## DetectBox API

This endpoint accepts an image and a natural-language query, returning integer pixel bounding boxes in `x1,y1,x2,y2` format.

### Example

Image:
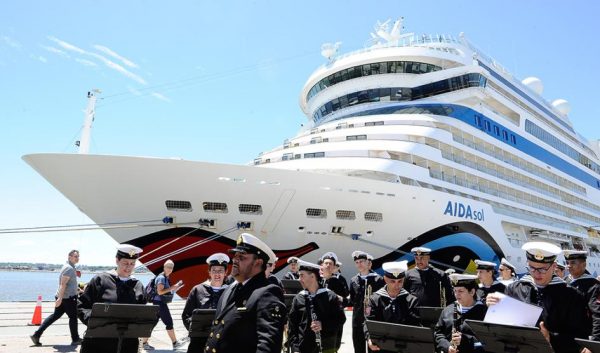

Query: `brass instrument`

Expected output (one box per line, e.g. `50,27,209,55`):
440,282,447,308
450,301,460,351
363,280,372,317
306,294,322,353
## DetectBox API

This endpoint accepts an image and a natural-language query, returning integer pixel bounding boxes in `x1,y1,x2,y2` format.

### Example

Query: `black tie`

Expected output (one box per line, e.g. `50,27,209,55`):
229,283,243,305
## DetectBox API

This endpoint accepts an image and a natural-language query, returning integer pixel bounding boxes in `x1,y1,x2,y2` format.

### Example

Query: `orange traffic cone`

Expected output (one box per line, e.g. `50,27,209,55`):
29,295,43,326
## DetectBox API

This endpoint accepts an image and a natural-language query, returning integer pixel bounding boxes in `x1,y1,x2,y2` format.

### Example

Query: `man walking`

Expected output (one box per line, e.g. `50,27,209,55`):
31,249,82,346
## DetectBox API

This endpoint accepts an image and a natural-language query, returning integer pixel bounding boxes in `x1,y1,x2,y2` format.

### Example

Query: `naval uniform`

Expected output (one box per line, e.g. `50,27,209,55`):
587,283,600,341
268,274,284,289
403,265,455,307
505,275,588,353
284,272,300,280
567,274,598,337
287,288,346,353
348,272,384,353
182,282,228,352
321,275,349,351
204,273,287,353
364,286,421,352
77,270,146,353
475,281,506,302
434,301,487,353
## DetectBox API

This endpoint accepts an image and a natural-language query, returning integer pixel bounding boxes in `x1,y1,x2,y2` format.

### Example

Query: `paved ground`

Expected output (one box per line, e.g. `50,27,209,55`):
0,301,355,353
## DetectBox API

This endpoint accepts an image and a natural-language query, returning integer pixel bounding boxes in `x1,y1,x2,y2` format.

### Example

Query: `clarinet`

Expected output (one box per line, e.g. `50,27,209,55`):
306,295,323,353
450,301,460,351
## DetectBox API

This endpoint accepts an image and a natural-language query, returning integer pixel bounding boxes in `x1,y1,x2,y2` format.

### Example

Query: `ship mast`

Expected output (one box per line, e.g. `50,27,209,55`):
77,89,100,154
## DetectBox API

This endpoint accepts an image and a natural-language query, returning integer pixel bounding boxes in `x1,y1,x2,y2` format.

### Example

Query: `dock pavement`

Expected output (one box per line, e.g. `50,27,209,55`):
0,301,355,352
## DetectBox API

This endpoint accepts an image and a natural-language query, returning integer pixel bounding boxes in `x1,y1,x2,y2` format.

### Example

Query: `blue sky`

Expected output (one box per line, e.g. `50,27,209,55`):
1,1,599,265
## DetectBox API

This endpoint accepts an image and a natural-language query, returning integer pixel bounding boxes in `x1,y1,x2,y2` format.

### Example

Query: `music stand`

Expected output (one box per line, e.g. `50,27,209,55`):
365,320,434,353
576,338,600,353
86,303,159,353
465,319,553,353
417,306,443,328
282,279,303,294
189,309,217,338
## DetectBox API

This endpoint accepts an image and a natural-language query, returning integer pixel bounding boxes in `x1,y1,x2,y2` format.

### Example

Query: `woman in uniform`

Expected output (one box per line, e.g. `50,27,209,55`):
182,252,230,352
77,244,146,353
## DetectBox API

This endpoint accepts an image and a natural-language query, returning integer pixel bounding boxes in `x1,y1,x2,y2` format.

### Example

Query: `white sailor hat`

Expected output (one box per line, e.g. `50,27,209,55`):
411,247,431,256
555,261,566,270
445,268,456,275
336,261,343,268
475,259,497,271
287,256,299,264
229,232,273,262
268,255,278,265
352,250,370,261
522,241,561,264
449,273,478,287
297,259,321,275
206,253,230,267
563,250,588,261
382,261,408,279
116,244,142,259
320,252,338,264
500,258,516,271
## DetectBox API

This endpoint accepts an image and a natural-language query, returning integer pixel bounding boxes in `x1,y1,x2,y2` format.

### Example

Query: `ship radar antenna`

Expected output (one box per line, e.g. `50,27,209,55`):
77,89,101,154
367,17,412,47
321,42,342,61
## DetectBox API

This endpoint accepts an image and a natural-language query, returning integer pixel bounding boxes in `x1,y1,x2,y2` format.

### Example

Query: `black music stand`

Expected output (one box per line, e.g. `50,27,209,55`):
284,294,296,309
465,319,553,353
86,303,159,353
576,338,600,353
417,306,443,328
282,279,303,294
366,320,434,353
189,309,217,338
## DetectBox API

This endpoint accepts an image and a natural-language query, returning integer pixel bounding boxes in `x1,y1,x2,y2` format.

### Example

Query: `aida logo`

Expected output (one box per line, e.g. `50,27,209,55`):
443,201,485,221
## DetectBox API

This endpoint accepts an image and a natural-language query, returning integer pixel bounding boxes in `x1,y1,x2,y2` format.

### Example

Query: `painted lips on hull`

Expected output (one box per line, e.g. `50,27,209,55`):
128,227,319,297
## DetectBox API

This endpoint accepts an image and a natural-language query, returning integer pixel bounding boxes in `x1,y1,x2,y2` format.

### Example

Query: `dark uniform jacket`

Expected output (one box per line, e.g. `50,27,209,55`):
288,288,346,353
204,273,287,353
588,283,600,341
567,274,598,337
77,270,146,353
434,301,487,353
268,274,284,289
403,266,455,307
349,272,385,327
284,271,299,280
506,275,588,353
364,287,421,345
321,275,349,307
475,281,506,302
182,282,227,353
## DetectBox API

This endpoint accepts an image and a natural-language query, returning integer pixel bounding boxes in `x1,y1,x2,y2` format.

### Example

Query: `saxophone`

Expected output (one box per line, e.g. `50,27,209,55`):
306,295,323,353
450,301,460,351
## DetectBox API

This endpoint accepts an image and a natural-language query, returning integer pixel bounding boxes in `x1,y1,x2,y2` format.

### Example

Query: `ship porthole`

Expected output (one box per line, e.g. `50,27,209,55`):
453,255,460,263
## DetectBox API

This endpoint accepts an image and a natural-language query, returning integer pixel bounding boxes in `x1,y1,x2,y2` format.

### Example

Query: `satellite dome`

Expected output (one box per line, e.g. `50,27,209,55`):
552,99,571,116
522,77,544,95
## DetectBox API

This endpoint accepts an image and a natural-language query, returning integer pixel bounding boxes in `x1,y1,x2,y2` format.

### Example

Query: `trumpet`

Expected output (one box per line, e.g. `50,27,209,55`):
306,295,322,353
451,301,460,351
363,281,372,317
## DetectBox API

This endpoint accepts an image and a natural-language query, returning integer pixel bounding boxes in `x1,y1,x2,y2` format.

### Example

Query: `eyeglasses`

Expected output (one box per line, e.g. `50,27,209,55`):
526,265,552,274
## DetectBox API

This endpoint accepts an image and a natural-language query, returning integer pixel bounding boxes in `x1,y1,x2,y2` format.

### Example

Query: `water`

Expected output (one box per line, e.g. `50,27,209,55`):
0,270,154,301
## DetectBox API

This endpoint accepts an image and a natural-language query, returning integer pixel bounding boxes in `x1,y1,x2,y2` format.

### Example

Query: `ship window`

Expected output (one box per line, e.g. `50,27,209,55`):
493,126,500,136
203,202,228,213
304,152,325,158
165,200,192,211
347,135,367,141
502,130,508,140
484,120,491,131
510,134,516,144
336,210,356,220
306,208,327,218
365,121,384,126
239,204,263,215
364,212,383,222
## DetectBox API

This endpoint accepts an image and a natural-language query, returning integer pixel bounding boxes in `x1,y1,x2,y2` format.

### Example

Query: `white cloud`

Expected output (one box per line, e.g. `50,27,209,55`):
41,45,70,58
45,36,147,85
1,35,21,48
75,58,97,67
38,56,47,63
151,92,171,102
93,44,138,68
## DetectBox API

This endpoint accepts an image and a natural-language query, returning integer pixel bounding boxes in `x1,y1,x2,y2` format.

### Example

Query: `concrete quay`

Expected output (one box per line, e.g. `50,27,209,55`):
0,301,355,353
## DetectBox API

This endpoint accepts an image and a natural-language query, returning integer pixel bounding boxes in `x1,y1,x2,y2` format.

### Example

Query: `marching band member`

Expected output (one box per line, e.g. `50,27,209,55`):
474,259,505,301
554,261,566,280
403,247,454,307
365,261,420,352
266,255,284,289
284,257,300,280
287,260,346,353
319,252,348,352
497,258,517,285
564,250,598,296
434,274,486,353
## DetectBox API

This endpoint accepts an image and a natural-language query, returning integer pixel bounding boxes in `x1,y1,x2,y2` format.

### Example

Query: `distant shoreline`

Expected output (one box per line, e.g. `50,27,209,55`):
0,269,151,275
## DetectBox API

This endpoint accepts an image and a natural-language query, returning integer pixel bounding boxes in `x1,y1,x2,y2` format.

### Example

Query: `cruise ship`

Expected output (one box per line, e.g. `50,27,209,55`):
23,19,600,296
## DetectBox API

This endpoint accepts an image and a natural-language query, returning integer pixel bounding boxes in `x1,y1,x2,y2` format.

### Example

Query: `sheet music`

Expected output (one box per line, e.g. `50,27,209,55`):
483,292,543,327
